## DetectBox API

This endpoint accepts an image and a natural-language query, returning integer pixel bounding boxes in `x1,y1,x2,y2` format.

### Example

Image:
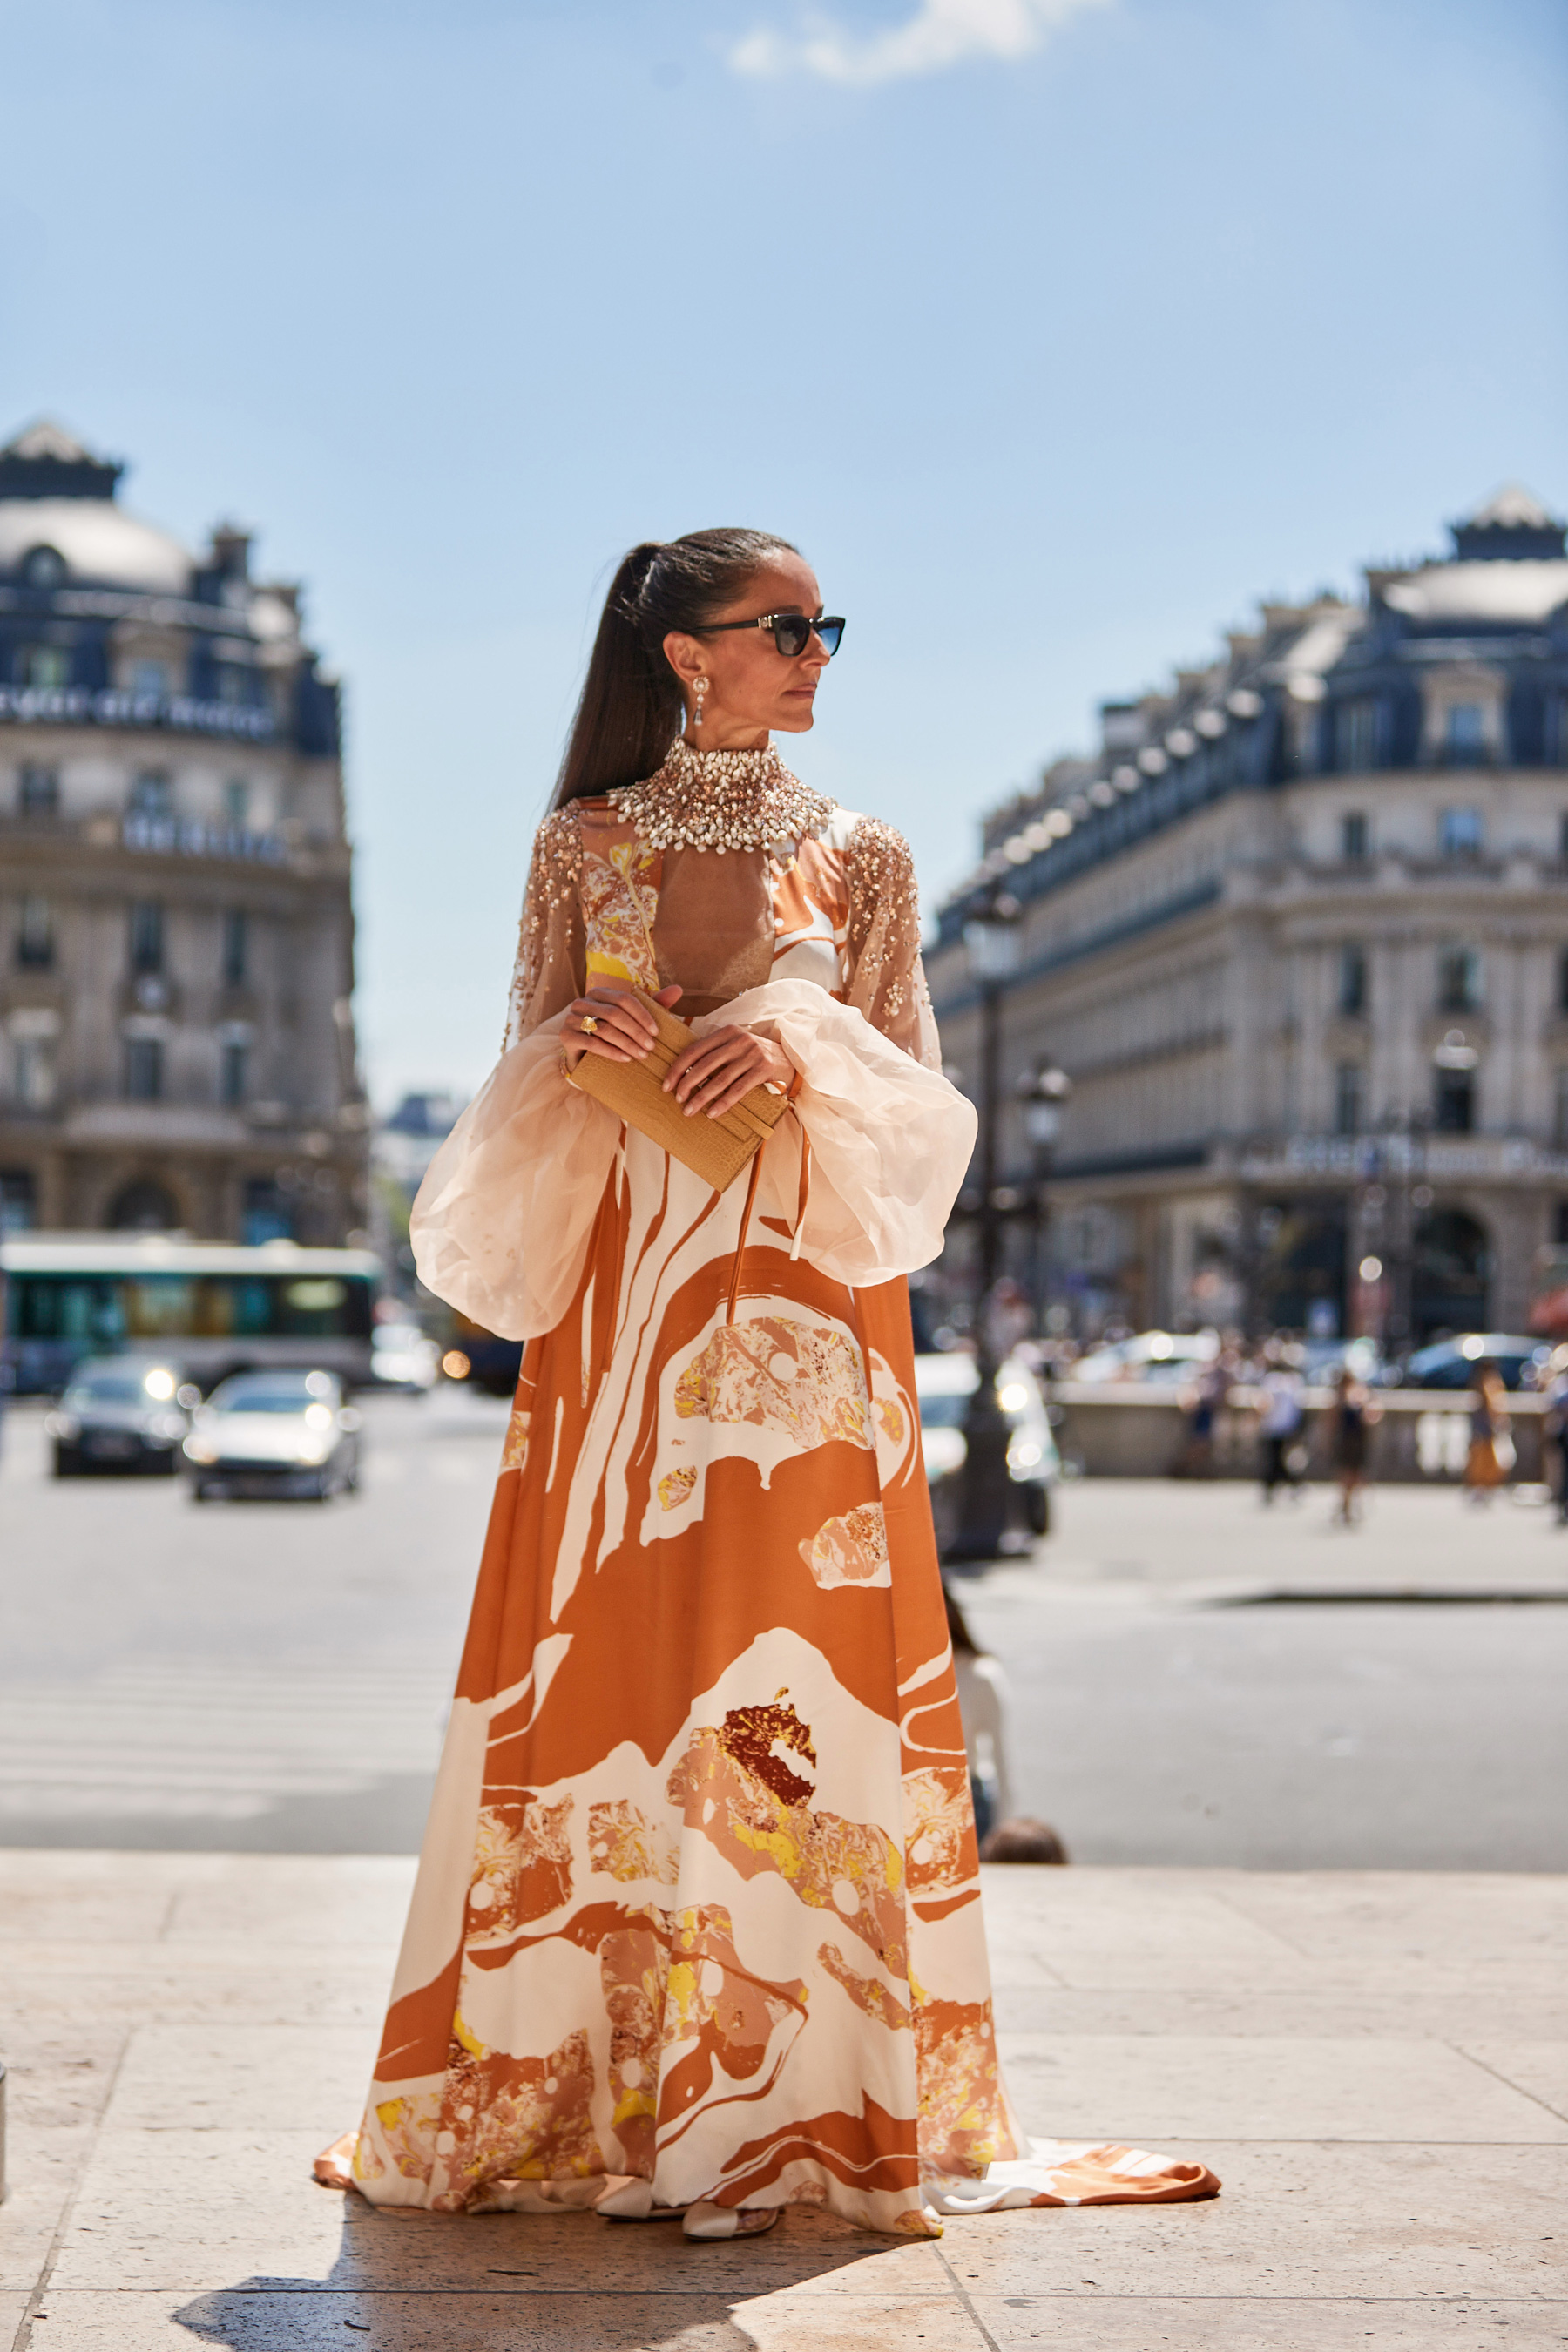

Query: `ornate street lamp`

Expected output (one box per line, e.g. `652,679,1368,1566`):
1017,1061,1071,1328
947,887,1022,1564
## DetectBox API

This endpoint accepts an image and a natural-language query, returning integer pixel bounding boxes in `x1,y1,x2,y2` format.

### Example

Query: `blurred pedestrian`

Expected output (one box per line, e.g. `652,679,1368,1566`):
1329,1365,1380,1524
944,1587,1014,1846
1180,1350,1232,1477
1258,1342,1306,1504
1463,1360,1513,1504
1543,1346,1568,1524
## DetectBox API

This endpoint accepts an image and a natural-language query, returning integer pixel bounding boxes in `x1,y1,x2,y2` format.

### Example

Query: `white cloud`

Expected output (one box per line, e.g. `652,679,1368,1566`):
730,0,1110,84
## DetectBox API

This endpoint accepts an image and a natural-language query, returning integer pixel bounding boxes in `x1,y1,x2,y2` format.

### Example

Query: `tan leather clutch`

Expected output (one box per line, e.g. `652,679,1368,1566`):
566,992,790,1193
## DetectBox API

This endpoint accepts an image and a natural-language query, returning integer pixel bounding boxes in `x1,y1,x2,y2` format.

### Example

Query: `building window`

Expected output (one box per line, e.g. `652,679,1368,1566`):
1335,1063,1364,1135
1436,946,1480,1014
1434,1067,1475,1133
1338,944,1368,1016
225,778,251,826
123,1037,163,1102
21,545,65,589
242,1177,294,1246
1338,700,1378,772
129,770,173,820
1341,811,1369,862
1440,807,1484,858
13,1033,56,1111
1446,703,1486,766
0,1168,37,1232
215,662,253,707
221,909,247,986
130,659,169,699
220,1041,247,1106
129,902,165,975
17,897,53,970
19,646,71,690
19,764,58,814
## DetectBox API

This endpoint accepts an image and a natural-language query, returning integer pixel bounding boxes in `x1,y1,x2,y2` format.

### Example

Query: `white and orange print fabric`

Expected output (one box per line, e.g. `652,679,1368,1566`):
331,778,1219,2234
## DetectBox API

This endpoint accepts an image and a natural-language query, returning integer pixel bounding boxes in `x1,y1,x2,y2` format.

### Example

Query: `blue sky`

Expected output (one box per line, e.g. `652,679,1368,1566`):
3,0,1564,1099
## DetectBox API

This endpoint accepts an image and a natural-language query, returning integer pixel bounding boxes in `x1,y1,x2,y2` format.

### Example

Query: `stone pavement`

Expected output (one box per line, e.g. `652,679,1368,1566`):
2,1853,1565,2349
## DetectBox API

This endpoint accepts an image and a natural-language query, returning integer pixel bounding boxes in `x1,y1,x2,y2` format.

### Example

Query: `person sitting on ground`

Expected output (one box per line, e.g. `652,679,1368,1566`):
944,1585,1015,1848
982,1816,1071,1864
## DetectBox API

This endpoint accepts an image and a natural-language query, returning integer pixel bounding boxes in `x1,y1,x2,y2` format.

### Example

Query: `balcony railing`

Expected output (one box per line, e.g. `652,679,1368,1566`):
121,814,288,863
0,683,275,741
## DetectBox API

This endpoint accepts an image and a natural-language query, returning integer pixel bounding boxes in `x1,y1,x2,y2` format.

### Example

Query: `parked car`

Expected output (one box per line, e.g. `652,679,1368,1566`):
1400,1334,1549,1392
1300,1335,1392,1388
183,1368,362,1501
1071,1328,1220,1385
368,1321,440,1392
45,1355,189,1477
914,1352,1060,1540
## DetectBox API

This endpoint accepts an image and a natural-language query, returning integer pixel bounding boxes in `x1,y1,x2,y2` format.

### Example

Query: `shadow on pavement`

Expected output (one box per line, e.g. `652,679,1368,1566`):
174,2195,896,2349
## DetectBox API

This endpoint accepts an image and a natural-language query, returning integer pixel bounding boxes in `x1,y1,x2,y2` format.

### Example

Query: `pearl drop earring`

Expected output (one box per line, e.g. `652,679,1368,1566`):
692,677,708,730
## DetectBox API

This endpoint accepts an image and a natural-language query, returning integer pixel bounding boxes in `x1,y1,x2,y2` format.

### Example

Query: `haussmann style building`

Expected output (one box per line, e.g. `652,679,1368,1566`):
0,419,368,1244
925,490,1568,1346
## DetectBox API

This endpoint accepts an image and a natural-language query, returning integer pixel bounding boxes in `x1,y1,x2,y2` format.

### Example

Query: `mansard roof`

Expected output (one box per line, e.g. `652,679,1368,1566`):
937,492,1568,942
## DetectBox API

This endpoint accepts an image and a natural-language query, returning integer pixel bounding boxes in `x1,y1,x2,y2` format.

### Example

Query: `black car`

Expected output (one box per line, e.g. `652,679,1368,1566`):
46,1355,190,1476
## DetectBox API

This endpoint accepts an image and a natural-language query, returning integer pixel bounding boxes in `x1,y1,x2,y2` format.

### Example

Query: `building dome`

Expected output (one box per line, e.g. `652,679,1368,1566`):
0,419,193,593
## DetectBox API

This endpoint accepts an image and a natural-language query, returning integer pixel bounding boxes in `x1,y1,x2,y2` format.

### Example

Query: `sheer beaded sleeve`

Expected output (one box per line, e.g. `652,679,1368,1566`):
503,806,586,1050
842,815,943,1071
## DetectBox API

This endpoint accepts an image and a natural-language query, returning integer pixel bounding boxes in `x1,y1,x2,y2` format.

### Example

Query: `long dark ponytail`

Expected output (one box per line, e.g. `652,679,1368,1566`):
551,527,798,808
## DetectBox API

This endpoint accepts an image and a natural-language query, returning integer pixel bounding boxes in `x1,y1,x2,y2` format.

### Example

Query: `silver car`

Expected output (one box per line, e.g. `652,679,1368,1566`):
915,1352,1061,1542
184,1369,362,1503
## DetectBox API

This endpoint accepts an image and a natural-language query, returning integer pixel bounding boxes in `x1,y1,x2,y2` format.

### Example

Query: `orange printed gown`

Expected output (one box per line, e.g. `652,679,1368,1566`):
343,790,1218,2234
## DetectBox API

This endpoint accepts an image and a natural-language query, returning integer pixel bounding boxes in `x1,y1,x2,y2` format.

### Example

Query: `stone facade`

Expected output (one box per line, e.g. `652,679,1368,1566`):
926,490,1568,1344
0,420,368,1241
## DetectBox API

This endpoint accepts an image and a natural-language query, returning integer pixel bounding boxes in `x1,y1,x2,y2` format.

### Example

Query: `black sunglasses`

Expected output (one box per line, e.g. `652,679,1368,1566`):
699,612,846,659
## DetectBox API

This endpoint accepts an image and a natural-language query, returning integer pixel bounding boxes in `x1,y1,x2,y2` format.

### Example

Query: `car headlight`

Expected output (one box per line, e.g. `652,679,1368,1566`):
294,1436,332,1464
185,1436,218,1464
1009,1441,1044,1470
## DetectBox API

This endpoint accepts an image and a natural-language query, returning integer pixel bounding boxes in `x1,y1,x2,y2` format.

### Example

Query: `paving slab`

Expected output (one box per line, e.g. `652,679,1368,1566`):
968,2299,1568,2347
2,1855,1565,2352
997,2031,1568,2143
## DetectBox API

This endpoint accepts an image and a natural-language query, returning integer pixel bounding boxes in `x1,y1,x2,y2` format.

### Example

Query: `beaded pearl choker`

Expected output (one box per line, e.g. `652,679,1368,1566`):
609,739,835,855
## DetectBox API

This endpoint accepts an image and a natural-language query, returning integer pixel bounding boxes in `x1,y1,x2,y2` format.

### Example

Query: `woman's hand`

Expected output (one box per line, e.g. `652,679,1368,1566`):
664,1026,795,1119
562,982,683,1069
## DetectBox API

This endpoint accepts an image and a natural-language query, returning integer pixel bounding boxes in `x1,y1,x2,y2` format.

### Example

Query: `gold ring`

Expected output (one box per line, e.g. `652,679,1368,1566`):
580,1015,598,1035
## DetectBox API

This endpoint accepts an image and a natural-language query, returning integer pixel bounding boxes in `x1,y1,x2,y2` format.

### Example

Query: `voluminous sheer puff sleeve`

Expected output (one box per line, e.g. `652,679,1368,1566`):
713,979,977,1288
409,1010,618,1339
411,810,610,1340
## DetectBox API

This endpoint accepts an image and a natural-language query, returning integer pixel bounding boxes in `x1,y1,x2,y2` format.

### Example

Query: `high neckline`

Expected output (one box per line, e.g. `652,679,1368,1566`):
608,737,836,854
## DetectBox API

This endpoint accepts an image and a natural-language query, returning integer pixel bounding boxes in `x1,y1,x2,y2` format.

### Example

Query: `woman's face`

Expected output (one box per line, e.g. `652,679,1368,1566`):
664,551,834,747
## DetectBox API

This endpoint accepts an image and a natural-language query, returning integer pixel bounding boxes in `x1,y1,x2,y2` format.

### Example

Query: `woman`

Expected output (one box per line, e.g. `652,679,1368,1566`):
1463,1361,1513,1503
317,529,1217,2236
1329,1365,1380,1525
